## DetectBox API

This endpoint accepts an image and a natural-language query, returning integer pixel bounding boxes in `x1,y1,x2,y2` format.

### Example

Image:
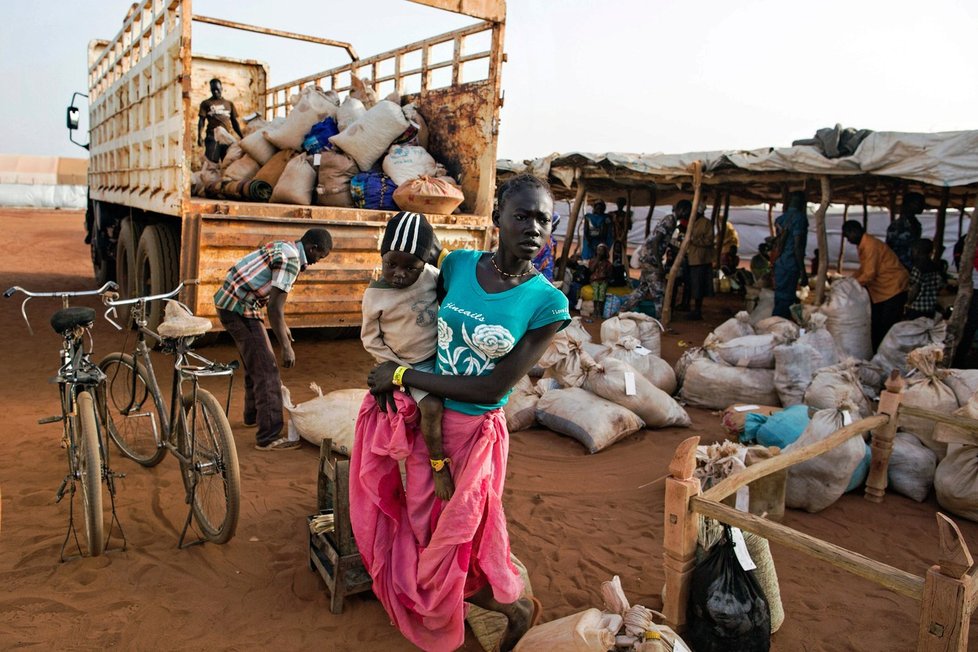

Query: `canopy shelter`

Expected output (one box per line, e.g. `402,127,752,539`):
498,130,978,359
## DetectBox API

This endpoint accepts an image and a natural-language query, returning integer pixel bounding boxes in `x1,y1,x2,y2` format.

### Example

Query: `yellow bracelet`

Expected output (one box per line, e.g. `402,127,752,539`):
392,365,409,387
430,457,451,472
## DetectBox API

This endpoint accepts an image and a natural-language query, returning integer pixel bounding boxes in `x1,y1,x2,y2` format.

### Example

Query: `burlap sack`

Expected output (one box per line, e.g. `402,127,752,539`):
282,385,367,454
502,376,540,432
680,357,779,411
597,336,677,395
820,277,872,361
382,144,440,186
888,432,938,502
871,317,947,379
583,357,690,428
314,150,359,208
901,346,958,459
601,312,662,357
265,87,336,150
269,155,315,205
253,148,296,186
754,316,800,342
786,404,866,512
392,176,465,215
536,328,594,388
710,311,755,344
935,442,978,522
330,100,410,171
804,361,873,418
535,387,644,453
223,154,260,182
706,333,781,369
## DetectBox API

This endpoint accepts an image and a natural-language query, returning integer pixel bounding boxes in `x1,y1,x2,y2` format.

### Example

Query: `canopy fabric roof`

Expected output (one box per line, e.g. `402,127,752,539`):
498,131,978,208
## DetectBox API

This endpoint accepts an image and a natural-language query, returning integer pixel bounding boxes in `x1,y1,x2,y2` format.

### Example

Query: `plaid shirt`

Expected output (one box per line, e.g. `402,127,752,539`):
908,266,941,312
213,241,307,319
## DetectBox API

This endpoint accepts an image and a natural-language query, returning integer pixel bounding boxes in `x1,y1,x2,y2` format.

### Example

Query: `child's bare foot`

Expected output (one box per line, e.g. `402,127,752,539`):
498,597,534,651
433,470,455,500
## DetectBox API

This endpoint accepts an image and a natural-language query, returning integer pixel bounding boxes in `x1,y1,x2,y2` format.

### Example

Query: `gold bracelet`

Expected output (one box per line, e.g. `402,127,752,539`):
392,365,409,387
430,457,451,472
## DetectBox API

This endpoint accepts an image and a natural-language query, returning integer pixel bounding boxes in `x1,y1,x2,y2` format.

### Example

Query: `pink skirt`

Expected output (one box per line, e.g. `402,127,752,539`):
349,392,523,652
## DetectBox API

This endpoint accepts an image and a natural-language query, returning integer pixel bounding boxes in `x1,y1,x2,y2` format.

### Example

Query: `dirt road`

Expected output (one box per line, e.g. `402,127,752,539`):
1,209,976,650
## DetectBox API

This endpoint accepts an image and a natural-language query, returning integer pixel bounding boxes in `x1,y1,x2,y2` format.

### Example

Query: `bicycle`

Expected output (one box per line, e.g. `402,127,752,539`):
4,281,126,560
100,281,241,547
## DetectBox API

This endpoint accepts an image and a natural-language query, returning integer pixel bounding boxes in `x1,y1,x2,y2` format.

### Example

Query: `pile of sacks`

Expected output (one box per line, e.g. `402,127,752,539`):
515,575,690,651
505,314,689,454
192,81,465,215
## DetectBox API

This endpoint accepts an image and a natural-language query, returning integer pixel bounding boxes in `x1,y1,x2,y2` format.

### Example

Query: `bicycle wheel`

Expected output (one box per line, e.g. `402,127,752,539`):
100,352,167,467
74,390,105,557
178,389,240,543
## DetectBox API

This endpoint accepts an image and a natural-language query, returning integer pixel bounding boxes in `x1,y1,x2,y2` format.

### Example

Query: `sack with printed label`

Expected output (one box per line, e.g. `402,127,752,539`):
382,144,441,186
597,336,676,395
535,387,644,453
583,357,689,428
785,403,867,512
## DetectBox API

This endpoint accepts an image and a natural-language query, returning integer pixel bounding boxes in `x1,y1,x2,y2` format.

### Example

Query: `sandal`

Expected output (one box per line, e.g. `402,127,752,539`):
255,437,300,451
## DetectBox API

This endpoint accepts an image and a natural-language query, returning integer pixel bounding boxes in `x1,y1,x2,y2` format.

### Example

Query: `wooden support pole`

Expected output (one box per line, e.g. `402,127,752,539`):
889,186,899,223
715,191,731,272
661,162,703,328
555,177,586,288
645,186,658,239
935,187,951,261
863,186,870,230
692,497,925,600
944,196,978,365
917,514,976,651
837,204,850,273
767,203,775,237
661,436,700,631
814,176,832,305
866,371,906,503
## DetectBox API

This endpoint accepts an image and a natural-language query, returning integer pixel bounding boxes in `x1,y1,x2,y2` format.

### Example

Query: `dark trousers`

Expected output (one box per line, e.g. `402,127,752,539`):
218,309,283,445
204,138,229,163
688,264,712,314
871,291,908,352
954,294,978,368
773,263,800,319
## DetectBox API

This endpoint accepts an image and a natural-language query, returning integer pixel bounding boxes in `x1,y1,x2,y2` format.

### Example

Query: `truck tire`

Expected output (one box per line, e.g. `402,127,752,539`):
135,223,180,329
116,218,137,302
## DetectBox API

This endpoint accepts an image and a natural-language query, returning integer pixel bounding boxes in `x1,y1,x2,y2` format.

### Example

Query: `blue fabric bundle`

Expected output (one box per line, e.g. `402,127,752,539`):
755,405,810,449
351,171,398,210
302,117,339,154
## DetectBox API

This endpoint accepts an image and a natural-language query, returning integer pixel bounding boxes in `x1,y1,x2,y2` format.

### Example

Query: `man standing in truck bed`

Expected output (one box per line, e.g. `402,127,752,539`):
214,228,332,451
198,78,243,163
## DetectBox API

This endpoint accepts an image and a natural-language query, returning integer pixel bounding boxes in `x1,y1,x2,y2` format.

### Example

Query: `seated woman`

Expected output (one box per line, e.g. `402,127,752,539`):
350,174,571,652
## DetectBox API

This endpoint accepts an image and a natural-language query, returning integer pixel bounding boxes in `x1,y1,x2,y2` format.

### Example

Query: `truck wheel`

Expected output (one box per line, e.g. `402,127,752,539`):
116,218,137,300
135,223,180,329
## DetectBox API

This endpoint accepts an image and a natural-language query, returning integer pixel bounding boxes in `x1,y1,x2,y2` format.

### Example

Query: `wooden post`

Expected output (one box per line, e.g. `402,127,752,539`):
555,176,586,287
814,176,832,305
767,203,775,237
661,162,703,328
889,186,899,223
863,186,870,230
626,189,633,259
661,436,700,630
917,514,976,651
944,196,978,365
645,186,658,239
865,371,905,503
934,187,950,261
715,191,731,272
837,204,850,273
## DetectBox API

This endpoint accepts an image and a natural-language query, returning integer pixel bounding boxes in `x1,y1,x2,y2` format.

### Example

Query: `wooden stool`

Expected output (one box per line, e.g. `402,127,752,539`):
309,439,372,614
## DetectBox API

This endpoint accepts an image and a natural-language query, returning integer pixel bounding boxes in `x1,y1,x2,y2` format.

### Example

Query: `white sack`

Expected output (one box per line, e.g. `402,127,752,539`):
330,100,410,171
710,311,755,343
680,357,779,410
564,316,592,344
535,328,594,388
888,432,938,502
803,361,873,418
266,87,337,150
945,369,978,407
674,346,707,388
597,336,676,395
535,387,644,453
796,312,842,367
901,346,957,459
601,312,662,357
239,117,285,165
871,317,947,379
773,342,820,407
223,154,260,182
282,384,367,454
336,95,367,131
754,316,800,342
583,358,690,428
706,333,780,369
935,443,978,522
221,142,245,169
748,288,774,324
269,155,316,205
786,405,867,513
820,277,872,360
382,144,439,186
503,376,540,432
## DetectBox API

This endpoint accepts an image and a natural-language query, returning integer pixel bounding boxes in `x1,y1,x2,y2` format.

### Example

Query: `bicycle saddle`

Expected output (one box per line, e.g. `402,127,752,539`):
157,301,213,339
50,307,96,334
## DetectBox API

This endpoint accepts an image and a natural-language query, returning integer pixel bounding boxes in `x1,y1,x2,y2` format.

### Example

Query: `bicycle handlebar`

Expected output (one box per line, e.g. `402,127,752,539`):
4,281,118,300
102,279,199,308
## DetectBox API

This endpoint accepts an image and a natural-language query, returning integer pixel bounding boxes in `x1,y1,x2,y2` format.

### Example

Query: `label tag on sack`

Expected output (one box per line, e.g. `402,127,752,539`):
730,527,757,571
734,404,760,412
735,486,750,513
843,410,853,426
624,371,637,396
313,153,322,167
633,345,652,356
799,328,807,336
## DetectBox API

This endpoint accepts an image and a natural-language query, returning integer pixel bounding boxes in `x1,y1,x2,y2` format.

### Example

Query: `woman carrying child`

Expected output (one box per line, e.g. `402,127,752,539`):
350,175,570,652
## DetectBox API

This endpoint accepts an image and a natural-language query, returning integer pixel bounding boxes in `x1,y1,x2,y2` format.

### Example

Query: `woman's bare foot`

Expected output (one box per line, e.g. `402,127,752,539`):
432,469,455,500
498,597,533,652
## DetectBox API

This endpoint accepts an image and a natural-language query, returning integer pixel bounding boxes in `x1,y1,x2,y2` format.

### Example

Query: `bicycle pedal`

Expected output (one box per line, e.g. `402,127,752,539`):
55,478,68,503
37,415,61,425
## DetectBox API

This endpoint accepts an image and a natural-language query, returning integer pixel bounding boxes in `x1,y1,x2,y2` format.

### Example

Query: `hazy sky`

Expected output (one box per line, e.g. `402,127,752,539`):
3,0,977,162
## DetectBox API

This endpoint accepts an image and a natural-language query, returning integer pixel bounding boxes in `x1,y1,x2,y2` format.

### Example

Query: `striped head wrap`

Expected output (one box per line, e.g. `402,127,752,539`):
380,211,434,260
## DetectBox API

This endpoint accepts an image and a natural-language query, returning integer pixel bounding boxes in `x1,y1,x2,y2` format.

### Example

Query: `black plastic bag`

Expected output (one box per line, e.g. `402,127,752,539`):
687,526,771,652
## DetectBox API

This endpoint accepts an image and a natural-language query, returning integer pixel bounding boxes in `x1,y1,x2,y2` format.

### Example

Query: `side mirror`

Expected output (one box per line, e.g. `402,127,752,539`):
66,105,80,130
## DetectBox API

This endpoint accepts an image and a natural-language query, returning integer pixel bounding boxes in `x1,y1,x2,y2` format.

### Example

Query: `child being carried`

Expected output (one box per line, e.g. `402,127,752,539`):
360,212,452,499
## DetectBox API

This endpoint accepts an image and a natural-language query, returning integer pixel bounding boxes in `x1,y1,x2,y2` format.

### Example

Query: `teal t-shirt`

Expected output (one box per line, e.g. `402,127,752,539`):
437,250,570,415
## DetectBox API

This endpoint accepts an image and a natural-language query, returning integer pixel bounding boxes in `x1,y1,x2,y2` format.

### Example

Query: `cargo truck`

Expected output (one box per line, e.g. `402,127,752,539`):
67,0,506,329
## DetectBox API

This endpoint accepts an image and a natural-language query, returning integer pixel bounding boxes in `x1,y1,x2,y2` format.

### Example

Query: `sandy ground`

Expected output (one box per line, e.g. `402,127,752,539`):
2,209,978,651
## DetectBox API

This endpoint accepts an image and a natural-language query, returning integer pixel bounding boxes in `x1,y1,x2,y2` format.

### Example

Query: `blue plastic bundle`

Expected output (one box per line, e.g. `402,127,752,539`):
351,171,398,210
302,117,339,154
